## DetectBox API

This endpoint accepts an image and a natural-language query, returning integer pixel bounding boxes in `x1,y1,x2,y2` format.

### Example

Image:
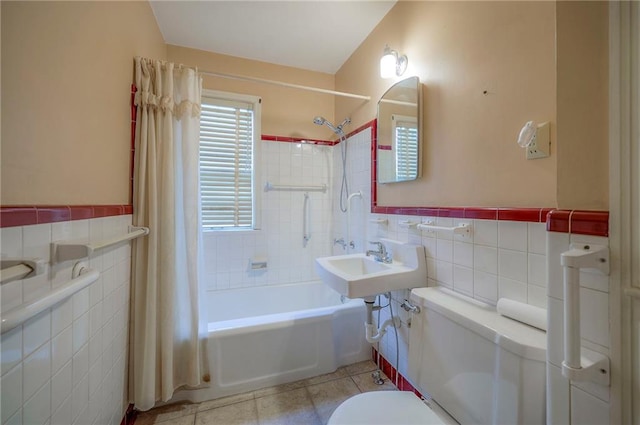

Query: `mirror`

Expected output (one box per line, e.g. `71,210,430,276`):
376,76,421,183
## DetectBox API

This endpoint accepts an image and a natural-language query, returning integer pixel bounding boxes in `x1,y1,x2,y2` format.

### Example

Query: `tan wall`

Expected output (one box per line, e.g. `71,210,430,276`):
337,1,560,208
1,1,166,205
556,2,609,210
167,45,336,141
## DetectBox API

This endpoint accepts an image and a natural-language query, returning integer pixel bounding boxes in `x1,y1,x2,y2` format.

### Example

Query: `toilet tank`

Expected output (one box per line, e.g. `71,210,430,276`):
408,287,547,425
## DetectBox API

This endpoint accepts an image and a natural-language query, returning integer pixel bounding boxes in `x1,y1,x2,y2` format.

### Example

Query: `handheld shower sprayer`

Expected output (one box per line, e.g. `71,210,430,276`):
312,115,352,213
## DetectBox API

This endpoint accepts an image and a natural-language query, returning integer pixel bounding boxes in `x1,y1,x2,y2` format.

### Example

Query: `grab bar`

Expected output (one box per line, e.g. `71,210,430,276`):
52,226,149,263
303,193,311,246
0,258,45,285
417,222,472,237
1,265,99,334
264,181,327,193
560,244,610,386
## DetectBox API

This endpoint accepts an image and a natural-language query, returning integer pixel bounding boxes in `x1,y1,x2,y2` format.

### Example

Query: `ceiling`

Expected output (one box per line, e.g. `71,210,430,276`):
149,1,396,74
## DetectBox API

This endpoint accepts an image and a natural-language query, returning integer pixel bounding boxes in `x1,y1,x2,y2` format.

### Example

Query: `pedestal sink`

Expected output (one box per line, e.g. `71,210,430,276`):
314,239,427,300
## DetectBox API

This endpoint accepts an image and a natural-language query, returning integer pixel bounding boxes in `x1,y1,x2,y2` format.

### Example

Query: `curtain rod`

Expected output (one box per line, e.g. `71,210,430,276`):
199,69,371,101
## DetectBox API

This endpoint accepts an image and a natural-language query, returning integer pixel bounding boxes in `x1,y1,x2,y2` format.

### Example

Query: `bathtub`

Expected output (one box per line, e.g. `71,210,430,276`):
172,280,369,403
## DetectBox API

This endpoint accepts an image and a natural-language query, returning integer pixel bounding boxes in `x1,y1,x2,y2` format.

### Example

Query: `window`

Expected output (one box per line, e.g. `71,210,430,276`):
199,90,261,230
392,114,418,181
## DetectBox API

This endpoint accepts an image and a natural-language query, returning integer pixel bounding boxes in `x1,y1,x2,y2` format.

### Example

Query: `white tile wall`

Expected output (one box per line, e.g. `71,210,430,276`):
202,139,334,292
0,215,132,425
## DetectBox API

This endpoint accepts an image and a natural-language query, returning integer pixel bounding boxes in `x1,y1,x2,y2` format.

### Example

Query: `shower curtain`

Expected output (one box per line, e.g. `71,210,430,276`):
130,56,208,411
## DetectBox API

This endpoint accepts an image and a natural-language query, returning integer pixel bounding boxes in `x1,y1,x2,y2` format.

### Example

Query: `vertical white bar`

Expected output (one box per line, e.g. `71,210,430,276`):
303,193,310,246
564,265,582,369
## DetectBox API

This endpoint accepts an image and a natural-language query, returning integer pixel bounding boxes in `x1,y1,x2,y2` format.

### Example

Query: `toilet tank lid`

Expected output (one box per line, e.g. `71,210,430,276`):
410,287,547,362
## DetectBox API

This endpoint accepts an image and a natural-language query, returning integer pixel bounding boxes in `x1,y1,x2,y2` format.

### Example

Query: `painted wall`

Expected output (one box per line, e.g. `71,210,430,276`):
1,1,166,205
335,1,609,211
166,45,336,142
556,2,609,210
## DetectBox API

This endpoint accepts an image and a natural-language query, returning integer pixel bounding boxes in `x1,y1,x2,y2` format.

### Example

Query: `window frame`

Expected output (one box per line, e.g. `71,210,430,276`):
199,89,262,232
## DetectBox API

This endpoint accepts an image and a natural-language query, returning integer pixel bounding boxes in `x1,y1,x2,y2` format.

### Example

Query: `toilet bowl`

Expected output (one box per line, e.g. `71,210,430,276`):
328,287,547,425
328,391,456,425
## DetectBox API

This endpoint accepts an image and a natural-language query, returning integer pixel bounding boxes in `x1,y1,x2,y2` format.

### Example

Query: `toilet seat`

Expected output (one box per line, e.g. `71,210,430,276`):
327,391,453,425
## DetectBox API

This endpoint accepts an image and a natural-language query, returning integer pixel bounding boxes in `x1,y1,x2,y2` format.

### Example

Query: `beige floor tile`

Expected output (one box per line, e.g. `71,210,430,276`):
136,402,199,425
253,380,307,398
153,414,195,425
198,391,255,412
303,368,349,386
343,360,378,376
307,377,361,425
351,371,397,393
195,400,258,425
256,387,322,425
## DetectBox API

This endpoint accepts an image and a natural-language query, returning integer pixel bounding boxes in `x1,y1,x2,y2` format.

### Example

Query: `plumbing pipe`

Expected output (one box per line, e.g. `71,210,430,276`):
364,300,400,343
365,318,399,343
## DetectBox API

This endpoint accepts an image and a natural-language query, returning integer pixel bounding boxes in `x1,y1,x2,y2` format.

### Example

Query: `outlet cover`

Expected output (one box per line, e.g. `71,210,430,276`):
526,122,550,160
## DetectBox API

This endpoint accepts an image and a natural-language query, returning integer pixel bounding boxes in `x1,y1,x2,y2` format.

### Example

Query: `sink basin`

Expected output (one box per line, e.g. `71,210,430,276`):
315,239,427,300
325,256,392,276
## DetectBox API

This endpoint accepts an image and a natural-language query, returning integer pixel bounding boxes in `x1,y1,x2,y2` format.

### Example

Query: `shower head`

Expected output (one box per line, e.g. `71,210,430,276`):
312,116,350,136
313,116,326,126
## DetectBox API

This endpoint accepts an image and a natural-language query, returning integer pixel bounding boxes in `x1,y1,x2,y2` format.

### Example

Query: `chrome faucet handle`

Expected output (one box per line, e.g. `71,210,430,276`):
334,238,347,250
367,241,391,263
368,241,383,250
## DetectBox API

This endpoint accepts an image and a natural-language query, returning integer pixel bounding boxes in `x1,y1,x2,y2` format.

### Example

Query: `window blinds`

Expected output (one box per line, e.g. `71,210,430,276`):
395,120,418,180
199,96,254,229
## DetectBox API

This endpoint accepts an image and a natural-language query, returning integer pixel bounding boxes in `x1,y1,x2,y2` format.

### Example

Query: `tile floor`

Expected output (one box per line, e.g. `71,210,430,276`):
136,360,397,425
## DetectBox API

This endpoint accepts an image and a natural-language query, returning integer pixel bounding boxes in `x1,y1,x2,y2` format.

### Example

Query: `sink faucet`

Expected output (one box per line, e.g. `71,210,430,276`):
366,241,392,263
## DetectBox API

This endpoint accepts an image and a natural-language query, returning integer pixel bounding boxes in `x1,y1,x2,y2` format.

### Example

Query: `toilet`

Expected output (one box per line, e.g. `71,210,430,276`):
328,287,547,425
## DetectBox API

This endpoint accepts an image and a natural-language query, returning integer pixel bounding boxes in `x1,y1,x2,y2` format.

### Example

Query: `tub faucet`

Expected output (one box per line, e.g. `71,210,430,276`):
366,241,392,263
334,238,355,250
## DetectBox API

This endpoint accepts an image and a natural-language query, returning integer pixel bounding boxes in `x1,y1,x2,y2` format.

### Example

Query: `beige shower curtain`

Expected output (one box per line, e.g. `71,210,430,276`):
130,56,208,411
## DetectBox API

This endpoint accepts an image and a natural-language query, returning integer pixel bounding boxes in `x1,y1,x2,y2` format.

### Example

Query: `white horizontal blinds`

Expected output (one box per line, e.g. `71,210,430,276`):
200,96,254,229
394,117,418,180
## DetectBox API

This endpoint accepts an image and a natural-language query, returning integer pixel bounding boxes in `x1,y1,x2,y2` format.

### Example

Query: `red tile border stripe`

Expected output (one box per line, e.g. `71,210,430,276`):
372,347,423,398
1,205,133,228
358,118,608,237
2,117,608,238
570,210,609,237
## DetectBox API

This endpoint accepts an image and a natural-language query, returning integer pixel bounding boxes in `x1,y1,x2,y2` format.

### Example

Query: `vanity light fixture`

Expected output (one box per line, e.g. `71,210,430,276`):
380,45,408,78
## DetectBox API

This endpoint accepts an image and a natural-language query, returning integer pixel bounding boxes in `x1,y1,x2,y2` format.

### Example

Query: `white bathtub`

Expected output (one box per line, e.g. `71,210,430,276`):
172,280,368,403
